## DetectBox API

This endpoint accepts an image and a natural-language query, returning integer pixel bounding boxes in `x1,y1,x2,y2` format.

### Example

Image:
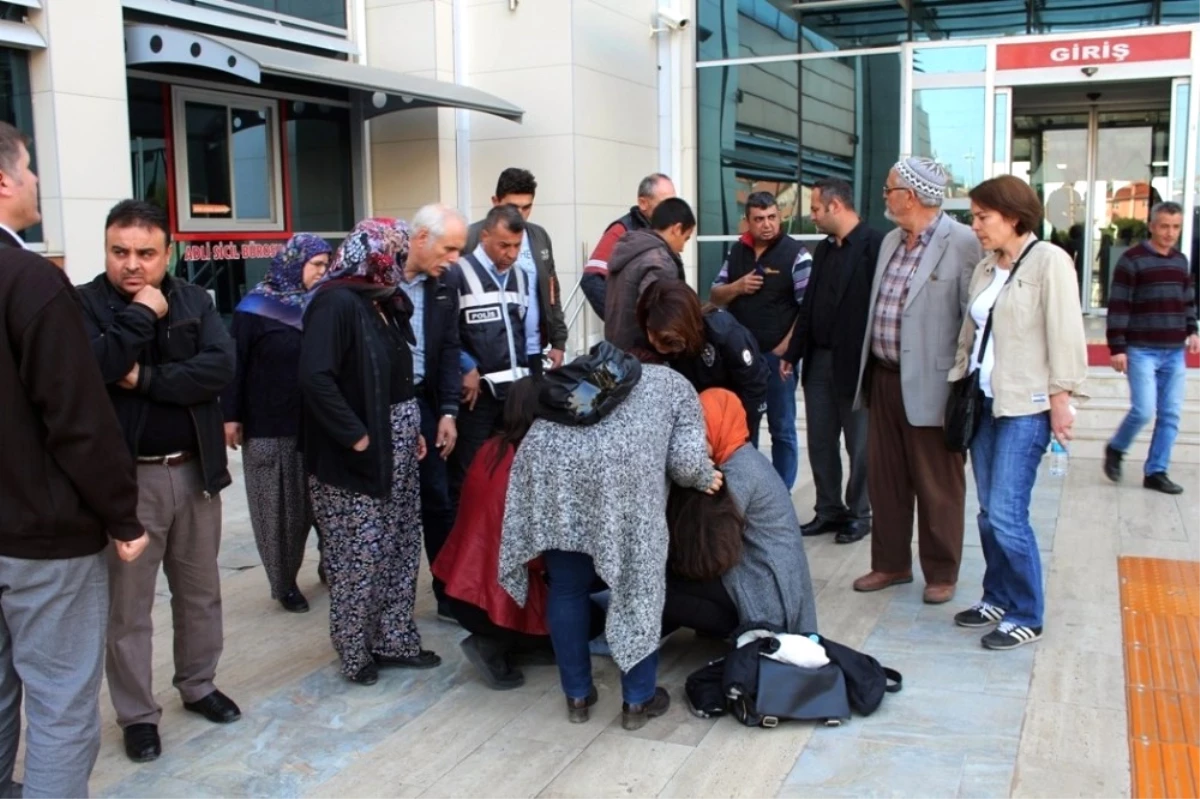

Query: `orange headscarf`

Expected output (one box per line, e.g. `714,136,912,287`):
699,388,749,466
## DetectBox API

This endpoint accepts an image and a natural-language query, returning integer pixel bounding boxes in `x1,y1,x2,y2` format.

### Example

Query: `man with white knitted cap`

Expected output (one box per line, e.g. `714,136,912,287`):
851,156,982,605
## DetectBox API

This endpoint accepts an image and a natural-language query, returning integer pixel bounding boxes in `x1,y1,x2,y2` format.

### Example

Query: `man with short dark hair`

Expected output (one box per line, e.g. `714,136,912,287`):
78,199,240,764
449,203,538,502
465,168,567,368
786,179,884,544
1105,201,1200,494
583,173,676,318
604,196,695,351
709,191,812,490
0,122,149,798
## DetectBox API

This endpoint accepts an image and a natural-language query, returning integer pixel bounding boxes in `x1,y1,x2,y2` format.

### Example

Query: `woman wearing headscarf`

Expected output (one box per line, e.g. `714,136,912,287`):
499,348,721,731
695,388,819,634
299,218,439,685
222,233,331,613
636,279,768,431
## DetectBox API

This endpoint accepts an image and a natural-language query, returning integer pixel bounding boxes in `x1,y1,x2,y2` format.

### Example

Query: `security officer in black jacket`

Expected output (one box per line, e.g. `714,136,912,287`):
77,200,239,764
449,204,535,504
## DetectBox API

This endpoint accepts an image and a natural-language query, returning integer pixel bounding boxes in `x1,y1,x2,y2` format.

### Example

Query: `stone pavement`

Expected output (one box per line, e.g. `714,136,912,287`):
74,444,1198,798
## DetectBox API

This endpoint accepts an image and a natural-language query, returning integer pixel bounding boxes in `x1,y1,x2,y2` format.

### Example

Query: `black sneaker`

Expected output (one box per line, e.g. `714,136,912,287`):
621,686,671,731
1103,446,1123,483
1144,472,1184,495
459,635,524,691
981,621,1042,650
954,602,1006,628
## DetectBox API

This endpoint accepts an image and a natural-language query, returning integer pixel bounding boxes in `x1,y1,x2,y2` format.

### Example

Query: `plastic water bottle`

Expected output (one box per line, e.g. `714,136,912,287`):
1049,440,1068,477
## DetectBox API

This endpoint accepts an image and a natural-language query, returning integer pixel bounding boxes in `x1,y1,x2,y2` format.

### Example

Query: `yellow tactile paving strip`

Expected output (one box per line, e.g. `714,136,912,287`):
1120,557,1200,799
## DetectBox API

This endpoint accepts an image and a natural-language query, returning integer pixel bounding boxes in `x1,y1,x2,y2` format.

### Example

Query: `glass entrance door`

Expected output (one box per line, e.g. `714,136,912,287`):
1004,91,1175,313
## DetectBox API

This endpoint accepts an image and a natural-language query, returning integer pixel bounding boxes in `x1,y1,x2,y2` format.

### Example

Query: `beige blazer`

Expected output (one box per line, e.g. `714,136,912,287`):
949,238,1089,417
854,213,982,427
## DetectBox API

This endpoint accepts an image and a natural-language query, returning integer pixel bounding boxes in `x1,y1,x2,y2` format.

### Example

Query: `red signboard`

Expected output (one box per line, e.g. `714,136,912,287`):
181,240,285,262
996,31,1192,71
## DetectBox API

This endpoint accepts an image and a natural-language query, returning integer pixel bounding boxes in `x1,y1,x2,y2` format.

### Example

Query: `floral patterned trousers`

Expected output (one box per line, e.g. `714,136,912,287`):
309,400,424,676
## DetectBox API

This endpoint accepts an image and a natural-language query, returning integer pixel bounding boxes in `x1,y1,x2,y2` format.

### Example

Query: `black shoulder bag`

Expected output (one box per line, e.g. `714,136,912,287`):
943,242,1037,453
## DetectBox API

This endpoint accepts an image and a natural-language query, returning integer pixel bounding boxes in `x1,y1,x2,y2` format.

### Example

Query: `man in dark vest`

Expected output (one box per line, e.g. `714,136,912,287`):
449,203,536,503
465,168,568,368
582,173,676,318
785,178,885,544
710,191,812,490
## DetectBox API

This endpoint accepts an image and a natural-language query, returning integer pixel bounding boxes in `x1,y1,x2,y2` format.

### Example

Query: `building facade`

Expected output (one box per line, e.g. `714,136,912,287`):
697,0,1200,315
1,0,681,333
2,0,1198,334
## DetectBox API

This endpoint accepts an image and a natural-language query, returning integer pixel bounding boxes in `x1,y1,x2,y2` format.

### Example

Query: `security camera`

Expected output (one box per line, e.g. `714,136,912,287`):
657,8,690,31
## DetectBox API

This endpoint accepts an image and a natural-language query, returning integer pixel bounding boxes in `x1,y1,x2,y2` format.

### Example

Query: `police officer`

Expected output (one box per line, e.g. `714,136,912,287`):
448,203,537,503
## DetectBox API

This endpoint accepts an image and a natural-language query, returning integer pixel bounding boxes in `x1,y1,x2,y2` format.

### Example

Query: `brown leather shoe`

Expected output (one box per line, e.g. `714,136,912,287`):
923,583,956,604
852,570,913,592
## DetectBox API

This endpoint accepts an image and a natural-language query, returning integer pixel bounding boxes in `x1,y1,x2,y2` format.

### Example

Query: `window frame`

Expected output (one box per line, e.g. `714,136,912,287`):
171,86,285,233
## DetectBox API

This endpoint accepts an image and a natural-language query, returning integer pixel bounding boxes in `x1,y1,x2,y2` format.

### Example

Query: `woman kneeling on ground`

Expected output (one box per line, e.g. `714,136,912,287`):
432,378,603,690
499,345,721,730
664,388,818,636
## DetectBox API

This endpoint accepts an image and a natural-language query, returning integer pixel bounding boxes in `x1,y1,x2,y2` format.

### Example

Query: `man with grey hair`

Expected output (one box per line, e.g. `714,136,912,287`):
397,203,467,617
582,173,676,318
851,157,981,605
785,178,885,544
1104,200,1200,495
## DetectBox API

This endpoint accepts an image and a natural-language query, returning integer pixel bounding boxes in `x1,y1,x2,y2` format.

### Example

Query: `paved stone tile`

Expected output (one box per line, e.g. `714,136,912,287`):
780,735,969,798
851,686,1025,758
867,646,1034,699
958,754,1016,798
423,735,581,798
538,732,693,798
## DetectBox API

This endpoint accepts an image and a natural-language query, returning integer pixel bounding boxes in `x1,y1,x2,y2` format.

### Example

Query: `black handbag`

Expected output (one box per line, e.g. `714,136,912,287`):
943,242,1038,452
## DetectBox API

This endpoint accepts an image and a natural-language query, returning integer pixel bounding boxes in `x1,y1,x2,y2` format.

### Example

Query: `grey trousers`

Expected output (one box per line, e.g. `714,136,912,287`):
107,460,223,728
0,552,107,799
804,347,871,522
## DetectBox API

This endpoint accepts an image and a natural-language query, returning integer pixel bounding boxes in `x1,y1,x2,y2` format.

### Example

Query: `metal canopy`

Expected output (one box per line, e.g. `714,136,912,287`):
123,24,524,123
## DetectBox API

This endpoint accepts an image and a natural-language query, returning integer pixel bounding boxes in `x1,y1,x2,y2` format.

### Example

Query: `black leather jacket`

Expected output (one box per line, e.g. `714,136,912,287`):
77,273,235,496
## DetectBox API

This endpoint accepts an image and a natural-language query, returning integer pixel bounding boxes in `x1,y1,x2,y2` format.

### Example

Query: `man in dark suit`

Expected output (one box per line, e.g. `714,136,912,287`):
786,179,884,544
397,204,467,621
464,168,568,369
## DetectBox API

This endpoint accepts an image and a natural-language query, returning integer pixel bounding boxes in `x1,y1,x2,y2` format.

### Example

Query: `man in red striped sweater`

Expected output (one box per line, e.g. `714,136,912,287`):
1105,201,1200,494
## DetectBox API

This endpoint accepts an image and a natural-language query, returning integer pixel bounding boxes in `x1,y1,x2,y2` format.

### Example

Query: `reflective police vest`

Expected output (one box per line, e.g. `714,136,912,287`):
458,252,530,393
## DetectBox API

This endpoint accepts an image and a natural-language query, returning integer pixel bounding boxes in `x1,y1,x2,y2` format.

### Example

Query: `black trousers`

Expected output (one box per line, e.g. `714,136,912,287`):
417,396,456,602
803,347,870,523
662,576,739,638
448,390,505,507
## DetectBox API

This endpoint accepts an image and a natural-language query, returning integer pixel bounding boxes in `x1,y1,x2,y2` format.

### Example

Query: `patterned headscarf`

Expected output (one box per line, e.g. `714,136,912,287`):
316,218,411,289
236,233,331,329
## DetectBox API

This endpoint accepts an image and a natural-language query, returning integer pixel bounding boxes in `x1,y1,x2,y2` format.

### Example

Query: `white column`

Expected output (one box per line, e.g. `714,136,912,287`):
27,0,131,283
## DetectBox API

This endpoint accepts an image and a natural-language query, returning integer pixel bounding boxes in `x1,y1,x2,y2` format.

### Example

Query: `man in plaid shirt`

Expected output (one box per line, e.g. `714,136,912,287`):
851,157,981,606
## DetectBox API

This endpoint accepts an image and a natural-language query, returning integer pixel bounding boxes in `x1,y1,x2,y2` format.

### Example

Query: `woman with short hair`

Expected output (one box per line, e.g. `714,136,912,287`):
222,233,331,612
949,175,1088,650
637,279,769,432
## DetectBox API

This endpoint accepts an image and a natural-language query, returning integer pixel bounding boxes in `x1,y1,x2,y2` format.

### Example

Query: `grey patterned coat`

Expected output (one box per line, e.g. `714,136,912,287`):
499,365,716,672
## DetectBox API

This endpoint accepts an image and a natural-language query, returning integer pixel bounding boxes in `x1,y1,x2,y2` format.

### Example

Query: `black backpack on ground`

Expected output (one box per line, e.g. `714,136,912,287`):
809,633,902,716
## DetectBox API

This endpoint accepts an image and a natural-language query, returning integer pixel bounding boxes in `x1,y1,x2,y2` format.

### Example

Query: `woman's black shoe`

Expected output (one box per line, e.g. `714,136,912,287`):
460,635,525,690
348,662,378,685
279,587,310,613
375,649,442,669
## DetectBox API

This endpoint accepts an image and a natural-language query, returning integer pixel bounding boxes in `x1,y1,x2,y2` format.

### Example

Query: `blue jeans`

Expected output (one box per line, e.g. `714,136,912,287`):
543,550,658,705
969,400,1051,628
1109,346,1187,476
750,352,798,490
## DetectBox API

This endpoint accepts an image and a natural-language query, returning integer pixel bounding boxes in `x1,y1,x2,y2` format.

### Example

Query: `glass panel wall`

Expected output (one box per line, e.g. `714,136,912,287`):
0,46,40,243
912,87,987,197
698,0,1198,59
286,101,354,232
697,51,901,290
170,0,346,29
